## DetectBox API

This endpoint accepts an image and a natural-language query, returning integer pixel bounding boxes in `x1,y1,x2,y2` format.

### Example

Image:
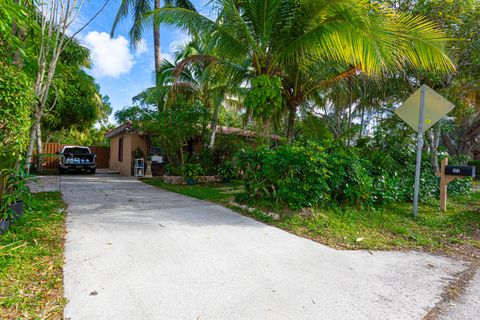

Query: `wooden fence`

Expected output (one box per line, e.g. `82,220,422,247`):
36,143,110,169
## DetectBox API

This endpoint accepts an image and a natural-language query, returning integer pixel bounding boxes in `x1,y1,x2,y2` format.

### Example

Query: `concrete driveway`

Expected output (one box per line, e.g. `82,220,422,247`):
62,174,464,320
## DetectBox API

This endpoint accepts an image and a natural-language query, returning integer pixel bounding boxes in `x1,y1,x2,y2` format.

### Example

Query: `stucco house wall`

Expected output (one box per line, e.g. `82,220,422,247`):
106,124,148,176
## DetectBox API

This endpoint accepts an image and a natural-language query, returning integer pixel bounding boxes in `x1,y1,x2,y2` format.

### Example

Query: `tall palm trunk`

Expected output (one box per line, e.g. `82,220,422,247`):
154,0,161,84
208,104,220,149
286,102,297,144
153,0,162,111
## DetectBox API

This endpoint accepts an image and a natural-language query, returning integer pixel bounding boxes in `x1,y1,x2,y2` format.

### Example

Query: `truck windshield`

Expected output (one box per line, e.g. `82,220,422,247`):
63,148,90,155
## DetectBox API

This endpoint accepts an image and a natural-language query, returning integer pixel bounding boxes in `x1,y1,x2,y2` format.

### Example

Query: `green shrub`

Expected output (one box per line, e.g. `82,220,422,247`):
0,63,35,170
181,163,203,182
323,144,373,206
164,164,182,176
360,119,472,203
236,139,472,210
217,161,238,182
237,142,374,209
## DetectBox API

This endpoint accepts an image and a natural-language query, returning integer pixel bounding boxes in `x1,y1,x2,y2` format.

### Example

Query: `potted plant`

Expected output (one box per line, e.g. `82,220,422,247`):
9,175,29,221
0,213,11,234
217,161,237,183
0,192,17,233
181,163,203,185
0,167,30,231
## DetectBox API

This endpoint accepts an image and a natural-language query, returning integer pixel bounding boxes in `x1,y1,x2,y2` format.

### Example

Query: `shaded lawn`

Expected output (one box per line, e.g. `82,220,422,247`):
142,179,243,205
0,192,66,319
275,192,480,251
144,179,480,252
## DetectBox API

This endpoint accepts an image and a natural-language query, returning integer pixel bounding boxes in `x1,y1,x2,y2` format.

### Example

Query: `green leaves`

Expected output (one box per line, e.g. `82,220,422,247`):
146,0,455,143
0,63,35,171
245,75,283,120
181,163,203,181
142,101,209,166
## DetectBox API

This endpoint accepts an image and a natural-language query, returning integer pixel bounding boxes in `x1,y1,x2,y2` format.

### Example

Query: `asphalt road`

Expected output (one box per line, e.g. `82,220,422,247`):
62,174,465,320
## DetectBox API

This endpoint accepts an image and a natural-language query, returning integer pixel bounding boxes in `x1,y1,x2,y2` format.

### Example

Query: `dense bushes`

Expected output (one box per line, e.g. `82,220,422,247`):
0,63,35,170
237,143,331,209
237,142,375,209
236,141,472,209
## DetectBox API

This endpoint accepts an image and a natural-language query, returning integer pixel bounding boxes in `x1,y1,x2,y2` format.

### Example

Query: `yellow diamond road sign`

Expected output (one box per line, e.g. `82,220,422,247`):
395,85,454,132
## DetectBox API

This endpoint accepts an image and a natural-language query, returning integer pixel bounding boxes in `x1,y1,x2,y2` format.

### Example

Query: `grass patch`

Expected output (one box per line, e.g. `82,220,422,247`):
0,192,66,319
142,179,243,205
144,179,480,252
256,192,480,251
275,194,480,250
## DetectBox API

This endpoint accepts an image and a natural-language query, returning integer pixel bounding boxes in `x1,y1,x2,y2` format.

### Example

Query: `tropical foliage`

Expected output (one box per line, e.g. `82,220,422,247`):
0,62,35,170
0,1,111,224
110,0,477,210
0,0,478,213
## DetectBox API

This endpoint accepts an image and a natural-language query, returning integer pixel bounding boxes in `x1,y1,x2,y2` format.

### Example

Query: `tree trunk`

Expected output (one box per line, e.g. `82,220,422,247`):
286,103,297,144
36,122,42,155
347,103,352,147
208,104,220,149
426,127,440,176
153,0,161,81
359,105,365,139
179,146,184,167
153,0,162,110
36,122,43,172
25,115,39,173
260,118,271,145
441,132,458,156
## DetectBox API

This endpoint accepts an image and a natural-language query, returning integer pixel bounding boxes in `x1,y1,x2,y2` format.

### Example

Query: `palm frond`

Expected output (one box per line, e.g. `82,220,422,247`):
111,0,133,37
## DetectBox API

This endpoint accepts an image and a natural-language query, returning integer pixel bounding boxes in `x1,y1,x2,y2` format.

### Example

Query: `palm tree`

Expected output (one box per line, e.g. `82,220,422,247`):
111,0,195,88
149,0,454,142
135,38,241,148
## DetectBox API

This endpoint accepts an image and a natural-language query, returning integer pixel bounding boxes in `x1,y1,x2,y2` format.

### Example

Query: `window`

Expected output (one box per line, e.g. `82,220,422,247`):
150,147,162,155
118,137,123,162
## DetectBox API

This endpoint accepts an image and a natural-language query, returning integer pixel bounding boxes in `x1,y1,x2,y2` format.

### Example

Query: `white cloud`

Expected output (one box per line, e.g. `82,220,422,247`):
83,31,135,78
136,38,148,56
168,30,192,53
161,51,174,64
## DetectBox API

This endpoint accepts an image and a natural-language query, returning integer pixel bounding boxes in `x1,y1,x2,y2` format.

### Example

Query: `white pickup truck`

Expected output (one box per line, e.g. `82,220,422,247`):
58,146,96,174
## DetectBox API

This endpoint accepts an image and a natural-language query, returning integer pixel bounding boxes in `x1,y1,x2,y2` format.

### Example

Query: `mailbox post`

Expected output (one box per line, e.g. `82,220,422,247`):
440,158,476,212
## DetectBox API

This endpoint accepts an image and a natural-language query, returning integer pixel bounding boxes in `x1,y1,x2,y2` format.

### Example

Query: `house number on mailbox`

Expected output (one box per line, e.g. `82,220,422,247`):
440,159,476,212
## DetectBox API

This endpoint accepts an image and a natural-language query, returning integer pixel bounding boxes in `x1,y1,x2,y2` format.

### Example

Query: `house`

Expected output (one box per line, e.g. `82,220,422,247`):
105,122,281,176
104,122,150,176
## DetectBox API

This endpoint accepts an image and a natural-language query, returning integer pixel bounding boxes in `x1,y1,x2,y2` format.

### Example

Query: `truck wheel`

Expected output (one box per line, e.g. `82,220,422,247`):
90,169,96,174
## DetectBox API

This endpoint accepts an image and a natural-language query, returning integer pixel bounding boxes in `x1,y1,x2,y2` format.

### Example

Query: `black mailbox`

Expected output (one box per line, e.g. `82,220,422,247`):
445,165,476,177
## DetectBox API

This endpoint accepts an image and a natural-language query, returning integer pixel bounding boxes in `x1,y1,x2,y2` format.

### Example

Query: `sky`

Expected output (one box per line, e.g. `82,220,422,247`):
74,0,214,124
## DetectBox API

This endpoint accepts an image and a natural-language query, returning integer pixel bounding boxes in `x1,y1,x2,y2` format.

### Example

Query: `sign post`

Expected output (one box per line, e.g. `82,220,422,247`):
412,86,426,217
394,85,454,217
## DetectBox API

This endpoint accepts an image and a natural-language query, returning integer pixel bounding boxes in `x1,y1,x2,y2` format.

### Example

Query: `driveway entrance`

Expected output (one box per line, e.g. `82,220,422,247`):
62,173,463,319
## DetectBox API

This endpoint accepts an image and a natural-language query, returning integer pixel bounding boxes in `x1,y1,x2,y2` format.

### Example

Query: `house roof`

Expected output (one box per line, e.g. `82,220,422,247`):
104,122,134,138
105,122,281,141
216,126,281,141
